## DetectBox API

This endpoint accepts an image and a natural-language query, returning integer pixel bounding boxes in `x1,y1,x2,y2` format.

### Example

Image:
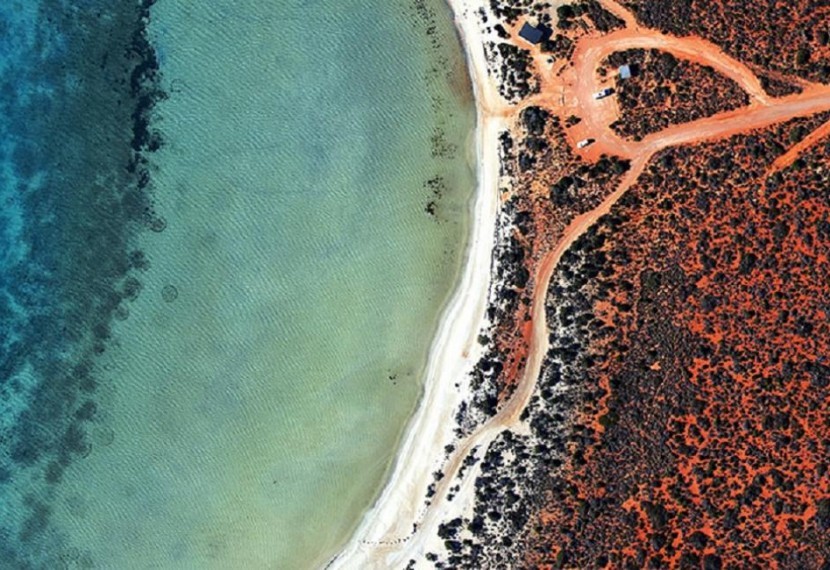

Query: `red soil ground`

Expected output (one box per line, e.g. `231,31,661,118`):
622,0,830,89
524,115,830,569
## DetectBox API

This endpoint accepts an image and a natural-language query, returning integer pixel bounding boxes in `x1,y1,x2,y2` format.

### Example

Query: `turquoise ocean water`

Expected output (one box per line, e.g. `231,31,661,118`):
0,0,473,567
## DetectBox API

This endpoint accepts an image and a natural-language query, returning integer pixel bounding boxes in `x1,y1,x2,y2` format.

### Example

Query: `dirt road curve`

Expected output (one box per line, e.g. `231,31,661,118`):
384,0,830,551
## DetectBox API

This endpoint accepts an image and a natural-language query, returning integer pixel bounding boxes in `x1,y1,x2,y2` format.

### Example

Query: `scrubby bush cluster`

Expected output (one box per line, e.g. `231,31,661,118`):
485,42,539,103
605,48,750,140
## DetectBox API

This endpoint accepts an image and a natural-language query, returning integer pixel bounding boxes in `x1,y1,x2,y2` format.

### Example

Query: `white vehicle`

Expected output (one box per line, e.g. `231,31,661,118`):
593,87,615,99
577,138,594,149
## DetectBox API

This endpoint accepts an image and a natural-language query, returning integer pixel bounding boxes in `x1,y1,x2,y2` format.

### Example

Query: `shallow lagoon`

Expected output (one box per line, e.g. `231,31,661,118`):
29,0,475,567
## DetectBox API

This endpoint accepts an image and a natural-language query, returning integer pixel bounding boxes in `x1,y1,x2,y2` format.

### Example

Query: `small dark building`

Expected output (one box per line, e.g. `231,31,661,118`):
518,22,551,45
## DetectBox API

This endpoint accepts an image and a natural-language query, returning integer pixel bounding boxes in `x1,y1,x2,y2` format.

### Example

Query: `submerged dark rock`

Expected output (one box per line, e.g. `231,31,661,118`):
0,0,166,565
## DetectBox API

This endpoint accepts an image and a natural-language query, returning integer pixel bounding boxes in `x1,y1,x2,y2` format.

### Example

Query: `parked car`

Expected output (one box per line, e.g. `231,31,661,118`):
577,138,595,149
593,87,615,100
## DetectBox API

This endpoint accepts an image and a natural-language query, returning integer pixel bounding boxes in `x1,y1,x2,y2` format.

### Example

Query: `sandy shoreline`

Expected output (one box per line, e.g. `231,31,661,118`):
326,0,505,567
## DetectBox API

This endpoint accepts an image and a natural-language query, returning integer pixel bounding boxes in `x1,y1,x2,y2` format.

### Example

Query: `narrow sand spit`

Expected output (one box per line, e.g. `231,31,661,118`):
327,1,506,567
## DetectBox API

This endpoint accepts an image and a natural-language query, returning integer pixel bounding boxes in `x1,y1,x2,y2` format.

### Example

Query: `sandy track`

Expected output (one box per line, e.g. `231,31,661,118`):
597,0,637,29
767,117,830,176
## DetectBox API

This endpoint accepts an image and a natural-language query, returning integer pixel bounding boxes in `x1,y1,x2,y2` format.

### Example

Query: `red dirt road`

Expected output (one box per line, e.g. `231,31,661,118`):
515,0,830,446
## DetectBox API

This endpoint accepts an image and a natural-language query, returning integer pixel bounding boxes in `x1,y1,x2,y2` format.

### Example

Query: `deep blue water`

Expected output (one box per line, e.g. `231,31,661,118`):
0,1,164,565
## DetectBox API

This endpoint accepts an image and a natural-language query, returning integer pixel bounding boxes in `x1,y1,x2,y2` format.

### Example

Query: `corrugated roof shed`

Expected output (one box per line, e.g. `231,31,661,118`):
519,22,545,44
619,64,632,79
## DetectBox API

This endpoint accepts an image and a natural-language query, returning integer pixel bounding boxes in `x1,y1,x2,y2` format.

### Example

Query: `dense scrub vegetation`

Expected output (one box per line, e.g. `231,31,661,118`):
604,48,750,140
623,0,830,91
